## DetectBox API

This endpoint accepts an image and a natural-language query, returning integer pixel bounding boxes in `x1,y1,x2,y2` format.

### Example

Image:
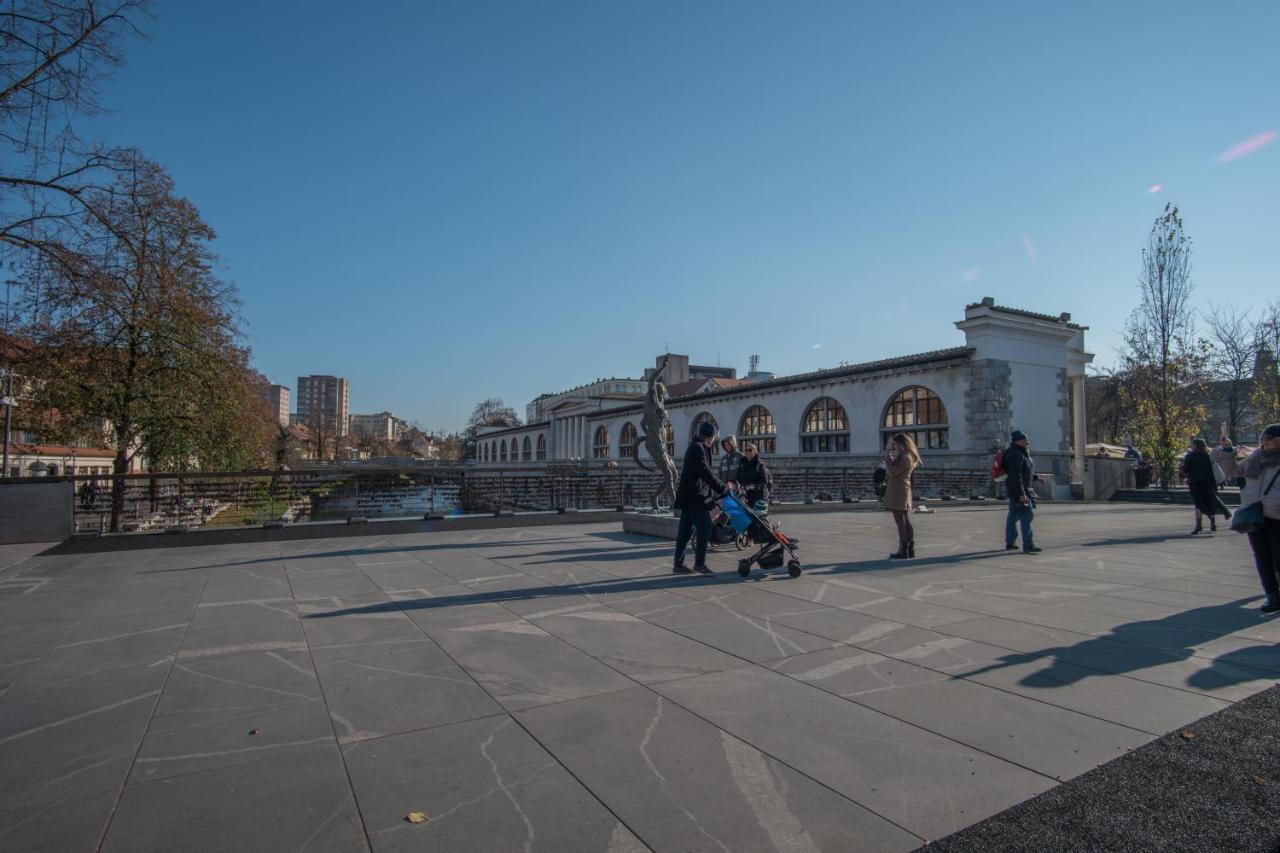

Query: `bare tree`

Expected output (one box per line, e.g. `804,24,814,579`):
1253,300,1280,429
1119,204,1209,488
0,1,149,257
463,398,521,458
1084,367,1130,444
1204,305,1256,442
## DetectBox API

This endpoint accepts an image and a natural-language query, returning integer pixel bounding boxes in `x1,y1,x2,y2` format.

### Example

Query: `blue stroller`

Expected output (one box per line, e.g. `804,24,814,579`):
719,493,802,578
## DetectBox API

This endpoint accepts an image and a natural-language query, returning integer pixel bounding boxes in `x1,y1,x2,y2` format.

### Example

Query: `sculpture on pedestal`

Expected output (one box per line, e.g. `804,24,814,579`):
632,354,679,510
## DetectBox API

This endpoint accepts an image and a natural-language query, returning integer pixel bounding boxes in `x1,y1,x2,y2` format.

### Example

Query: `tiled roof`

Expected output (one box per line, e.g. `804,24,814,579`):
588,347,974,418
10,443,118,458
966,299,1084,330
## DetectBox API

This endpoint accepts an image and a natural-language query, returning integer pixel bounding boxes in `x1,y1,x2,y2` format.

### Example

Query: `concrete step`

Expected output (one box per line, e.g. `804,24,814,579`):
1110,488,1241,506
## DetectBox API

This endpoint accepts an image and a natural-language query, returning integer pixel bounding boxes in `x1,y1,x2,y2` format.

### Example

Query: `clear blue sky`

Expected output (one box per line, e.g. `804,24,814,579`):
85,0,1279,432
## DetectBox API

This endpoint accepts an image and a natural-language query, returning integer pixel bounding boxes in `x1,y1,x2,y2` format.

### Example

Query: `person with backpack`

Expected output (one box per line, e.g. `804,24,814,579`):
1003,430,1041,553
1240,423,1280,614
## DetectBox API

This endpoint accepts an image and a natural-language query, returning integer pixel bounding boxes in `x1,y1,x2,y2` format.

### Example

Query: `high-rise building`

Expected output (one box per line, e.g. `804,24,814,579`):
295,375,350,436
259,384,290,426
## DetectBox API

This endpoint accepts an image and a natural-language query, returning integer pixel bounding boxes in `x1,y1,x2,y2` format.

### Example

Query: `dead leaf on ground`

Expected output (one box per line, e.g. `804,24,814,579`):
1252,774,1266,784
1179,731,1196,740
405,812,429,824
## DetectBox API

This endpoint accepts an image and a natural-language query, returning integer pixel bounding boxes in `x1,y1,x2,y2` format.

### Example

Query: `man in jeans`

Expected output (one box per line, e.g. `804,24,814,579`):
1003,430,1041,554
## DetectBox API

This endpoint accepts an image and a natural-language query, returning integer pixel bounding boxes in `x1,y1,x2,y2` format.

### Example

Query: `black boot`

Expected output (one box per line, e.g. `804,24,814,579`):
889,543,910,559
1190,522,1202,536
907,540,915,558
1210,518,1217,532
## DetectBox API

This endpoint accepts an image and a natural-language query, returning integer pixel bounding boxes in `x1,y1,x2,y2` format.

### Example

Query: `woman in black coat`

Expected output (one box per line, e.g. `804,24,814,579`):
1181,438,1229,534
736,442,771,506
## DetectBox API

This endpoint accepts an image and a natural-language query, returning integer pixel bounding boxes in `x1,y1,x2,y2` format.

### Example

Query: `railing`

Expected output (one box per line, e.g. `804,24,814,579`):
57,461,994,536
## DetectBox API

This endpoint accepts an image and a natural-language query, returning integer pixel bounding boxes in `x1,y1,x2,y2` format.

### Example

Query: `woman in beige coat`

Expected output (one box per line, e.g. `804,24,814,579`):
885,432,921,558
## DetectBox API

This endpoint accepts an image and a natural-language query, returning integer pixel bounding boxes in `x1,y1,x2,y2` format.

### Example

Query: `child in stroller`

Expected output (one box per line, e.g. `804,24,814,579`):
718,491,802,578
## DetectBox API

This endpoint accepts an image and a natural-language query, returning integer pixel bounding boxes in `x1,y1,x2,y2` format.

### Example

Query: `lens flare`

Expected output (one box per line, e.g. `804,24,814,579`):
961,268,981,283
1148,184,1163,194
1021,235,1038,264
812,342,823,350
1217,131,1276,163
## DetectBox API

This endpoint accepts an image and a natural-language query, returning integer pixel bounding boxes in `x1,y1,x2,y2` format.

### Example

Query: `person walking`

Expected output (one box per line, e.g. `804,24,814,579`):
1212,435,1245,489
718,435,743,485
736,442,771,507
673,421,731,575
1182,438,1229,534
1241,424,1280,614
1003,430,1041,553
884,433,920,559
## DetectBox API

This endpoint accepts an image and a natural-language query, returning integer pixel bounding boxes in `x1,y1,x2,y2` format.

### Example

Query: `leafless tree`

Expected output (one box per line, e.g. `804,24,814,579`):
1253,300,1280,428
1119,204,1209,487
0,1,149,257
1204,305,1256,442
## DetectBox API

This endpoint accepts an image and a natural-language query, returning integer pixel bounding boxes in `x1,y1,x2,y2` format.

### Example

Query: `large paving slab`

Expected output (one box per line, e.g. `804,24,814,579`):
0,503,1275,850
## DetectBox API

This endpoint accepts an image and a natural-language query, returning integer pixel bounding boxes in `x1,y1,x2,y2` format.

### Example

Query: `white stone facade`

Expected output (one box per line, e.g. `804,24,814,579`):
476,300,1093,481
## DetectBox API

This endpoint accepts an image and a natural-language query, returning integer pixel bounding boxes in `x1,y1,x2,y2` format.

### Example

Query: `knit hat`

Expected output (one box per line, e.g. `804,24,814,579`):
698,421,718,439
1010,430,1027,443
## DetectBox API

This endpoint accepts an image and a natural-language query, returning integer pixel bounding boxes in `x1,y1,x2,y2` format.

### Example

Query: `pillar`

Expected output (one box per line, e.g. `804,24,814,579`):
1072,373,1086,483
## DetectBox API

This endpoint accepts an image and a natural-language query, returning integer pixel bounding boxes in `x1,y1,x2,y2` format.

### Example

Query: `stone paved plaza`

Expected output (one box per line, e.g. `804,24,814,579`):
1,503,1277,852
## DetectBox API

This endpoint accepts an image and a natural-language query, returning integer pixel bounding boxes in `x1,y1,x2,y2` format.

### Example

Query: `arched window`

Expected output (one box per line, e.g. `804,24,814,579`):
801,397,849,453
690,412,719,454
499,440,508,462
593,425,611,459
522,436,532,461
481,443,489,462
619,422,637,458
883,386,949,449
663,421,675,458
536,434,547,461
738,406,776,454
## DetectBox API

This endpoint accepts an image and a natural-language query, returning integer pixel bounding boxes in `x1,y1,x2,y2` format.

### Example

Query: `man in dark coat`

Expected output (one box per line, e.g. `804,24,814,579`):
674,420,730,574
1003,430,1041,553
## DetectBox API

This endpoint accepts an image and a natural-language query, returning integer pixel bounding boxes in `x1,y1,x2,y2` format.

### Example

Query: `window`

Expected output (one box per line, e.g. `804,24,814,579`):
738,405,777,454
663,420,674,458
690,412,719,454
499,440,507,462
882,386,949,449
536,434,547,461
619,422,637,458
522,436,532,461
593,425,611,459
801,397,849,453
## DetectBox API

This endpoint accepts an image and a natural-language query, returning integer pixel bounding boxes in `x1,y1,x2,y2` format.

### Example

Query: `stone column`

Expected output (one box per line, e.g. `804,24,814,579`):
1072,373,1086,483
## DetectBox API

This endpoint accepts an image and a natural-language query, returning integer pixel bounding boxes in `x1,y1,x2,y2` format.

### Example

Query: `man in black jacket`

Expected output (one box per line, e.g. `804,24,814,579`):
1003,430,1041,553
674,420,731,574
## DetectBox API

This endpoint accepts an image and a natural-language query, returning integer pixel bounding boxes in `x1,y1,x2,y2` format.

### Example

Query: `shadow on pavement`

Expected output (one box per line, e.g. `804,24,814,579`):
959,598,1276,691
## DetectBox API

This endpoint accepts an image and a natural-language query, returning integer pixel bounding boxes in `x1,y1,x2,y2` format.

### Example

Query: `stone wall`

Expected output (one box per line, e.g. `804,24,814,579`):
964,359,1012,452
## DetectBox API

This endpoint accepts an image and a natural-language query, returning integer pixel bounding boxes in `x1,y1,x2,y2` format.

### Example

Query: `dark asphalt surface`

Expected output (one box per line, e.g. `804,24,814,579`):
922,683,1280,852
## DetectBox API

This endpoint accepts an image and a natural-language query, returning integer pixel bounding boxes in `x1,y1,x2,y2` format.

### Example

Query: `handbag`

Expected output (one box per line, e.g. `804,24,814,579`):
1212,462,1226,486
1232,468,1280,534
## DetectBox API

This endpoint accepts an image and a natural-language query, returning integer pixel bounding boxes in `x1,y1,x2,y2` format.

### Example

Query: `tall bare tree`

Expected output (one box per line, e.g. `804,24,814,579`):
1118,204,1209,488
16,153,254,529
0,1,149,257
463,398,521,458
1204,305,1256,442
1253,300,1280,430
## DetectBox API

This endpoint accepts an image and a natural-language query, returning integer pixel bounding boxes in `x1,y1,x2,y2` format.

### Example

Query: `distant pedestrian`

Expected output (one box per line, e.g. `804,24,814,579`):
673,421,731,575
718,435,743,485
78,477,98,511
1003,430,1041,553
1241,424,1280,615
884,433,920,559
1211,436,1245,489
1182,438,1231,534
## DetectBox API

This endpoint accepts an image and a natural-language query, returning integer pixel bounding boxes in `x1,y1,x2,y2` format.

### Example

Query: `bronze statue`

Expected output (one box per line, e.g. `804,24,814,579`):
632,354,679,509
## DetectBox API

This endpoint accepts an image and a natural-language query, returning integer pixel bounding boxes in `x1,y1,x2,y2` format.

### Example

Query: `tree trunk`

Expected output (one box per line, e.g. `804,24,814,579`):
110,449,128,533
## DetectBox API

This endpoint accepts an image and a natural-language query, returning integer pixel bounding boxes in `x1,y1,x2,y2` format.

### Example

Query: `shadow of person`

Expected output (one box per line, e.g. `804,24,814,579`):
960,597,1274,691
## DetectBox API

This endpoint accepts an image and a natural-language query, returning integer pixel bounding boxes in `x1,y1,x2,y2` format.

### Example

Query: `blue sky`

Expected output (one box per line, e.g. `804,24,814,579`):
85,1,1279,431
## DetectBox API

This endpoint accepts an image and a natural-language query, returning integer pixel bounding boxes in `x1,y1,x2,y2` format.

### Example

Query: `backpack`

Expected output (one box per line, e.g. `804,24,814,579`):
990,450,1007,482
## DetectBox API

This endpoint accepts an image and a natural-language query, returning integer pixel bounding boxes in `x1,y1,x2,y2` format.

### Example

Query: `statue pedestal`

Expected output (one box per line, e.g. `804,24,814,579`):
623,511,678,540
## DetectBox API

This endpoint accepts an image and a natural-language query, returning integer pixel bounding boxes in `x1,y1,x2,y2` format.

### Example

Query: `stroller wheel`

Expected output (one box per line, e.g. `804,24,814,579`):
734,532,750,551
787,559,802,578
737,560,752,577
